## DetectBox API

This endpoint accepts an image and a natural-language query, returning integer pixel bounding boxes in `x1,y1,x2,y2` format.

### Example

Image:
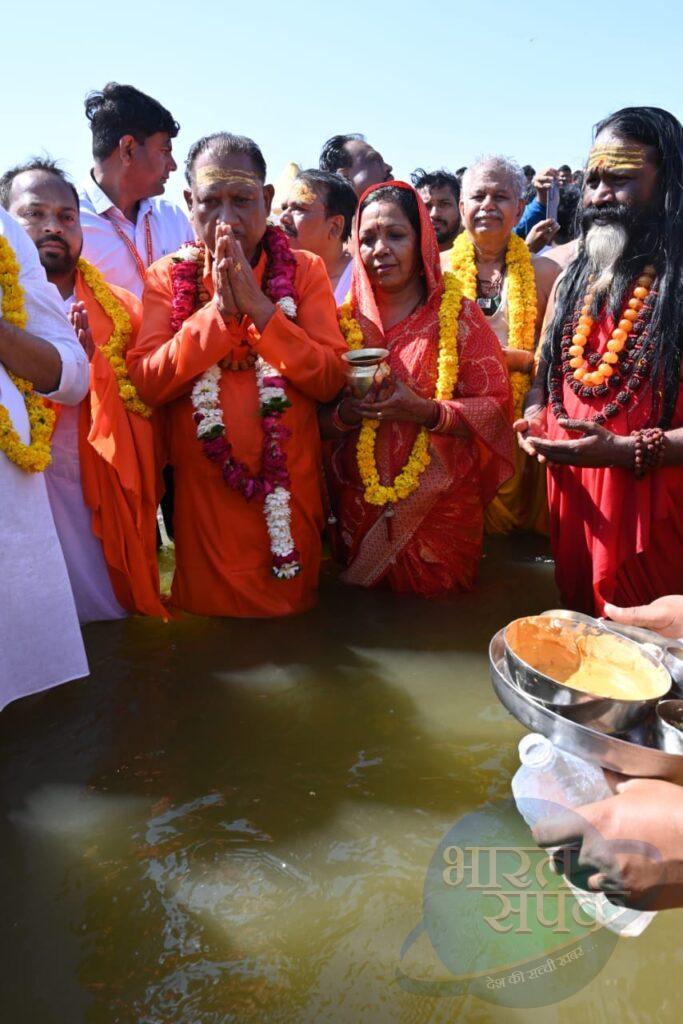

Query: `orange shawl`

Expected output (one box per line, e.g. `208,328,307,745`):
73,269,166,617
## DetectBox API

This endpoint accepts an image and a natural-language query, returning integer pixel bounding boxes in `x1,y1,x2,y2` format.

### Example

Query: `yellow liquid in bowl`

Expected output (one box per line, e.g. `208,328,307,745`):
507,616,670,700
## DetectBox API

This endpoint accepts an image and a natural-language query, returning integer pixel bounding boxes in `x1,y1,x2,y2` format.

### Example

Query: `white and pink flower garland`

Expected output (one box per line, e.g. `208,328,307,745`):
170,229,302,580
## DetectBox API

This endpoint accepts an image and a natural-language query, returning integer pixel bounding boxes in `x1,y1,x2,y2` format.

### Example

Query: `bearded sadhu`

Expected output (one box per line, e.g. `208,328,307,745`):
517,106,683,615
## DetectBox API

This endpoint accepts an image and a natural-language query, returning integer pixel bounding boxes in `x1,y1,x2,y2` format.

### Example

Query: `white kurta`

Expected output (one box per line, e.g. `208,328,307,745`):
0,210,90,708
43,295,126,625
79,175,194,298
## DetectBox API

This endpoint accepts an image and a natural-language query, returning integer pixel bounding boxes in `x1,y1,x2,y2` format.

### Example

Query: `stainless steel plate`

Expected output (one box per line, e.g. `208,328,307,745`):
490,628,683,782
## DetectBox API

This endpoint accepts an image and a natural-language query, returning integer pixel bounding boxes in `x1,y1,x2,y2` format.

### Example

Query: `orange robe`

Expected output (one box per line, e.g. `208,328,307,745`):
74,269,166,617
127,248,347,617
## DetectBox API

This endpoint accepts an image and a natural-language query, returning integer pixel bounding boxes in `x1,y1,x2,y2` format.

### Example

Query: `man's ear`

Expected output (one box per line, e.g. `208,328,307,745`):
263,184,275,217
459,198,465,219
184,189,193,214
118,134,137,166
337,167,352,183
328,213,345,242
516,197,526,220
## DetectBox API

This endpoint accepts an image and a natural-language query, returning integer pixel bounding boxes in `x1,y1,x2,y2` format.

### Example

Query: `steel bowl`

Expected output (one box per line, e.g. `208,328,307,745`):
489,629,683,781
655,699,683,754
664,645,683,694
503,614,671,735
547,608,683,696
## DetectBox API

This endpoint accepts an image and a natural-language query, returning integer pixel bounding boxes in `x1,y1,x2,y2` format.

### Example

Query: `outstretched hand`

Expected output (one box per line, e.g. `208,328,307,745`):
520,417,631,468
514,402,548,461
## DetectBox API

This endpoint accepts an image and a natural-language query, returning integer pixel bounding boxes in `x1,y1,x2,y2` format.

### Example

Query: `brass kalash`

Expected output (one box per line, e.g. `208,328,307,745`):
489,611,683,780
341,349,390,398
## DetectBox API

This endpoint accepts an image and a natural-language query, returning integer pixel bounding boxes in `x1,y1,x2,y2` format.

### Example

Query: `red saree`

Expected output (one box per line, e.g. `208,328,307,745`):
547,309,683,615
326,182,515,597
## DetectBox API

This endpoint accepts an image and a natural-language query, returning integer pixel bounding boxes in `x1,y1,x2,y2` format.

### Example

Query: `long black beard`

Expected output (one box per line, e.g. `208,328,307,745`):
541,204,683,427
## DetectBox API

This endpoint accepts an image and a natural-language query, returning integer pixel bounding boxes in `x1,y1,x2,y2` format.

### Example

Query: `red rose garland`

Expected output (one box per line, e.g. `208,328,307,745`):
170,228,302,579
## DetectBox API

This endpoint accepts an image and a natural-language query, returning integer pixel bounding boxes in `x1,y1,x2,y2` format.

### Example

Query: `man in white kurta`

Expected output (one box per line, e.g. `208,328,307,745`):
0,208,89,707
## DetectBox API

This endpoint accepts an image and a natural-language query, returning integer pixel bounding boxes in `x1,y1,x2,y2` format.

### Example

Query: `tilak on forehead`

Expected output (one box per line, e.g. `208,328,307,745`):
195,166,261,188
587,142,646,172
290,180,319,206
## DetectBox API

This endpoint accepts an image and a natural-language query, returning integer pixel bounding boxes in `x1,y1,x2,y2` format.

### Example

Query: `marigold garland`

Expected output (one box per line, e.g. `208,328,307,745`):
338,271,463,507
77,258,151,418
450,231,536,418
0,235,55,472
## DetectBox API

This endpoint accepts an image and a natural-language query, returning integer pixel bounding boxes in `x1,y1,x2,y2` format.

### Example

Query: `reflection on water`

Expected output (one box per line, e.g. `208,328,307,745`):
0,537,680,1023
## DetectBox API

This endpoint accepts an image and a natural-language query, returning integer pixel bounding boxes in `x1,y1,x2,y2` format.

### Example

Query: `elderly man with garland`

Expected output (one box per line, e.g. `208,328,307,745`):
128,133,347,617
2,159,166,621
0,205,89,707
517,106,683,615
450,156,560,533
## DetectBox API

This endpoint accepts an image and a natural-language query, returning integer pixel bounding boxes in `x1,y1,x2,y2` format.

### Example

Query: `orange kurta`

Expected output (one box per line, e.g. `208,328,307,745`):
75,269,166,617
127,248,347,617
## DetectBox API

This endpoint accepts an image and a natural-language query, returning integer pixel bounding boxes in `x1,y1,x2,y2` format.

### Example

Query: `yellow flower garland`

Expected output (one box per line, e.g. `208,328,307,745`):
77,258,151,418
450,231,536,418
0,235,55,472
338,271,463,507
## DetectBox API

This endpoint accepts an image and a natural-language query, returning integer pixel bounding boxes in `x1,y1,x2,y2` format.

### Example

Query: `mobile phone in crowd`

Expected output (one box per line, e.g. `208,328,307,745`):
546,181,560,222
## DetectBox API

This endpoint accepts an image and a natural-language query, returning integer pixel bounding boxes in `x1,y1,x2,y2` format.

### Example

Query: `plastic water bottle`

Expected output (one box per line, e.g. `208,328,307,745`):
511,733,656,937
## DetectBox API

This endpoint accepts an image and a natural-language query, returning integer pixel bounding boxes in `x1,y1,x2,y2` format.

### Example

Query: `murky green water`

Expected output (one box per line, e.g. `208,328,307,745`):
1,538,681,1023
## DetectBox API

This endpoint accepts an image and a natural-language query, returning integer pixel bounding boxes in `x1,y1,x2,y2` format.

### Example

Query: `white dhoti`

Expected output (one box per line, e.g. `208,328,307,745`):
0,208,90,709
0,366,88,708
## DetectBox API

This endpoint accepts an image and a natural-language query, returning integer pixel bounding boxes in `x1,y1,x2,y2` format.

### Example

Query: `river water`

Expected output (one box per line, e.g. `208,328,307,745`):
1,537,680,1023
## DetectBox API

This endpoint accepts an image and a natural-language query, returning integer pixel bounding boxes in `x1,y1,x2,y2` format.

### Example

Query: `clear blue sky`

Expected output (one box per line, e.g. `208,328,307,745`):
2,0,681,208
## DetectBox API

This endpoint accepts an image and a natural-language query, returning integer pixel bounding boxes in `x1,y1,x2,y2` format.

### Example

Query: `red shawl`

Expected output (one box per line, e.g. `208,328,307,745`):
327,181,514,596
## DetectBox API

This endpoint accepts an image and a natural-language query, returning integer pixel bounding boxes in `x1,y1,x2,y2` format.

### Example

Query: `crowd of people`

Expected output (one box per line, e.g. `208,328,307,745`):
2,84,683,909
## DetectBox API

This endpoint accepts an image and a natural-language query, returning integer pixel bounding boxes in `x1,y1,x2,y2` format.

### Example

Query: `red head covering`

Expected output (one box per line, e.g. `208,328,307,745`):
351,180,444,349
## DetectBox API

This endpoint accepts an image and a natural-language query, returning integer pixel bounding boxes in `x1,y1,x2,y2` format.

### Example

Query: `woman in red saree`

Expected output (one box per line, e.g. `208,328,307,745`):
324,182,515,596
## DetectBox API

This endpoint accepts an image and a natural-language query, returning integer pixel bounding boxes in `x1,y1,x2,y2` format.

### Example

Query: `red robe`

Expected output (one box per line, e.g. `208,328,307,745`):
127,247,347,617
547,309,683,615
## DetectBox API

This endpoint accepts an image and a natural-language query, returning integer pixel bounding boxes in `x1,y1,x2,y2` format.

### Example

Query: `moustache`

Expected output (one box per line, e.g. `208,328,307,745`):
582,203,631,230
38,234,68,250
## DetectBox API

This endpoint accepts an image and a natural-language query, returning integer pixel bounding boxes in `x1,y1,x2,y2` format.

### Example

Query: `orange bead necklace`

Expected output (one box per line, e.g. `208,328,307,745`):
567,265,656,390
